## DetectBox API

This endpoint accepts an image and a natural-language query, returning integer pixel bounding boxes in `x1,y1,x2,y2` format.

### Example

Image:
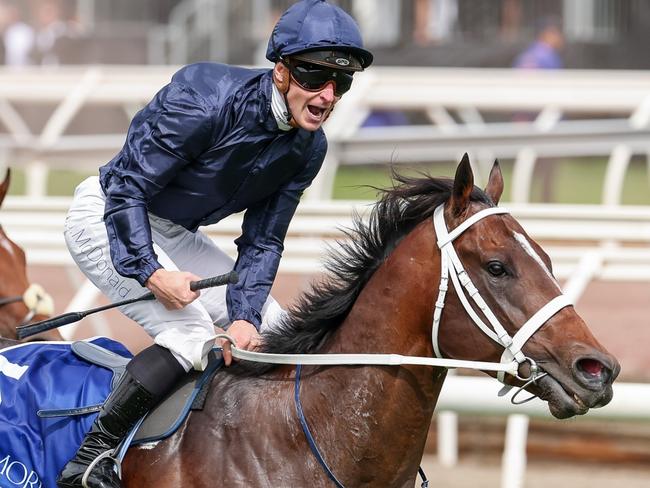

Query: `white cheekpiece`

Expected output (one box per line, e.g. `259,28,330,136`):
64,177,285,372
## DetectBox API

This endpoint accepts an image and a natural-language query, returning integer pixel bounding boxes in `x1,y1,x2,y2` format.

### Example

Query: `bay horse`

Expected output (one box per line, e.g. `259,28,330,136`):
0,169,60,341
1,156,619,487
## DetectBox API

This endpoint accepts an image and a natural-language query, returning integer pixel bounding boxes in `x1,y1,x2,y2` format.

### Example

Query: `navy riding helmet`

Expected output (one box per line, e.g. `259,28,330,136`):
266,0,374,72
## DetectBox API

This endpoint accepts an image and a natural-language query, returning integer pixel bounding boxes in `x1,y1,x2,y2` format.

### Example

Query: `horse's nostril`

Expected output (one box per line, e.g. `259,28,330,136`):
576,357,613,386
578,358,604,377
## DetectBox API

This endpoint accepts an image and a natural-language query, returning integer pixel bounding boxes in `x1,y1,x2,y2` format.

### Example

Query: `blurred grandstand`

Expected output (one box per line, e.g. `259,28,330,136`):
1,0,649,68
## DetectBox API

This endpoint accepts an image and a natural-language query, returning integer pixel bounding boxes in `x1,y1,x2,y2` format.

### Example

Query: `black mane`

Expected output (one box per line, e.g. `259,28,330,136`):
234,174,493,375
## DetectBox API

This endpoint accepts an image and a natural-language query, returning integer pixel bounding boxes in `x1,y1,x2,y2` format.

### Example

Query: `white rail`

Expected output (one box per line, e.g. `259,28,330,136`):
440,377,650,421
437,377,650,488
0,66,648,201
4,196,649,345
3,198,650,279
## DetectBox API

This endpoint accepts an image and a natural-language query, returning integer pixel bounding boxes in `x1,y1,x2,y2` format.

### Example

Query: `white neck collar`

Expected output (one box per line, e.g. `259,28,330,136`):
271,83,292,131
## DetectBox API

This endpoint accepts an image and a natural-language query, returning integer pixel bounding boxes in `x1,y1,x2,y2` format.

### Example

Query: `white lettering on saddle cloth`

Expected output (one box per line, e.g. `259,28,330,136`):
0,358,40,486
0,355,28,406
0,455,41,487
0,356,28,380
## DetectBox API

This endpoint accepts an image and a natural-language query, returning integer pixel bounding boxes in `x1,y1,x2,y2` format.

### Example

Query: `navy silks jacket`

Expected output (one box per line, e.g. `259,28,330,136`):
99,63,327,328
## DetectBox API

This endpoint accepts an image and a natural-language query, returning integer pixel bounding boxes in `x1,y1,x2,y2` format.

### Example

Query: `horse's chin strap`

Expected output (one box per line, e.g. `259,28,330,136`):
431,204,572,397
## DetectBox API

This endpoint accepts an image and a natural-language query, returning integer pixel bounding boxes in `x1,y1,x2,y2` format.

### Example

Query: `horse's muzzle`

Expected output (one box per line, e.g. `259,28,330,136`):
537,351,619,419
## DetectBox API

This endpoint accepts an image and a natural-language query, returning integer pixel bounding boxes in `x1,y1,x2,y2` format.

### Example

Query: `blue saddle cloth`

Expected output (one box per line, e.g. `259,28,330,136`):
0,337,131,488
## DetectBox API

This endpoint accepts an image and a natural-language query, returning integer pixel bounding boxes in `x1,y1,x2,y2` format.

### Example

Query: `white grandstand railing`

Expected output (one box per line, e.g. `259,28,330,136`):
437,377,650,488
3,197,650,280
1,66,646,111
4,197,649,343
0,66,648,202
5,197,646,353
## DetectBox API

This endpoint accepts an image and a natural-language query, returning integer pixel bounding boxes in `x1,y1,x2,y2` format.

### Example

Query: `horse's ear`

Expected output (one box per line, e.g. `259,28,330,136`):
485,159,504,205
450,153,474,216
0,168,10,208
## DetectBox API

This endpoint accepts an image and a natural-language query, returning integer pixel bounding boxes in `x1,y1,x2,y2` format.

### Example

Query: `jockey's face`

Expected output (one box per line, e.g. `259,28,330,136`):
273,62,340,132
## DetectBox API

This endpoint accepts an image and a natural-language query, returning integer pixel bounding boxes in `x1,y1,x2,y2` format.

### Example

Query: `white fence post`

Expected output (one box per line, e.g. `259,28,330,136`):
437,411,459,467
602,144,632,205
25,160,49,199
501,414,530,488
511,148,537,203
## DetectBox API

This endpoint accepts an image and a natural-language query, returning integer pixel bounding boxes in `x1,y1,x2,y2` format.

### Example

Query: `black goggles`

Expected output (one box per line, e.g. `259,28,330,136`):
286,61,354,97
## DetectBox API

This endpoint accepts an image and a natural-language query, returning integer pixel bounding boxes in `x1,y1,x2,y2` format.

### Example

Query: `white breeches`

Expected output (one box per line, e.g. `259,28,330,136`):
64,177,285,372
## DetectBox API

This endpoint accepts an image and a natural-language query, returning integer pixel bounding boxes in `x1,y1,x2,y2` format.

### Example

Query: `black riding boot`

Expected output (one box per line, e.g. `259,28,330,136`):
57,344,187,488
56,370,155,488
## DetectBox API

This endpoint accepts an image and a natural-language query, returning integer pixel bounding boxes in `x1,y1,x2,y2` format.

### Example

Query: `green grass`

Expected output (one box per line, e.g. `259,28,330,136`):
621,161,650,205
7,157,650,205
334,157,650,204
8,169,97,196
6,170,25,195
525,157,650,205
332,162,456,200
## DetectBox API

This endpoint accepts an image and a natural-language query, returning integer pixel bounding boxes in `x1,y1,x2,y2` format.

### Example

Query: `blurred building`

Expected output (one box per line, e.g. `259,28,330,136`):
4,0,650,68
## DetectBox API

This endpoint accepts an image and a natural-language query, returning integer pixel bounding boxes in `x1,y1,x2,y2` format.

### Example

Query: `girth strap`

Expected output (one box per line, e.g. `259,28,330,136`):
295,364,345,488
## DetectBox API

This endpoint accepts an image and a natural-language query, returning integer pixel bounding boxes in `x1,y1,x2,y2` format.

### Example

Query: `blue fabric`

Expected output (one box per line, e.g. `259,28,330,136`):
362,110,410,128
266,0,373,68
513,41,563,70
0,338,131,488
99,63,327,327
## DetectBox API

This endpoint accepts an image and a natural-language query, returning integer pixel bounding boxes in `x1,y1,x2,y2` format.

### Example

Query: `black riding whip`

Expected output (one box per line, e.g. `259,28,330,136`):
16,271,239,340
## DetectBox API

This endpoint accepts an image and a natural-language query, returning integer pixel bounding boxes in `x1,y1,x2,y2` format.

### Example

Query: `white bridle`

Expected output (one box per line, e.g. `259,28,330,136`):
224,203,572,395
432,204,572,386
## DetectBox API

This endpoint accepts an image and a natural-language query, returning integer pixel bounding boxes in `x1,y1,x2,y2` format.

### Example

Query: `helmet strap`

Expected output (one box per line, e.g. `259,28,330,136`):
284,86,300,128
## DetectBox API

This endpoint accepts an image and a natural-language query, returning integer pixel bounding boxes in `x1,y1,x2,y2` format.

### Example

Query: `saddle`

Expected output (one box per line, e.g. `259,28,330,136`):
40,340,223,445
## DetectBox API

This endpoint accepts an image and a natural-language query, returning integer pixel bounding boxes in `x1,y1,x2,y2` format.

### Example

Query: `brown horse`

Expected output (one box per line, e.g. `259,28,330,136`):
0,169,60,341
118,156,618,487
0,156,619,486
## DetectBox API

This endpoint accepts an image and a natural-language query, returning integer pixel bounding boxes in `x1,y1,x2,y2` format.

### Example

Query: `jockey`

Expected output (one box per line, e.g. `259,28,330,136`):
57,1,372,487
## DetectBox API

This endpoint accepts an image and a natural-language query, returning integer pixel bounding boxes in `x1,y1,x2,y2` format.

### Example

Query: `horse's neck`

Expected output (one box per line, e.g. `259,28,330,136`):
303,221,446,484
0,310,21,340
330,219,441,347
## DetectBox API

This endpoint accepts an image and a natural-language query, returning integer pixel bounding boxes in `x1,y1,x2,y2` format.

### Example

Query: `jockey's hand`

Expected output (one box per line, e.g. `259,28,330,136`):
145,269,201,310
221,320,261,366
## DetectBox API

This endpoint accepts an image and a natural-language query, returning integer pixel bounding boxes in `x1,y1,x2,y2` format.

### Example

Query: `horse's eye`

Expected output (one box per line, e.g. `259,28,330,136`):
486,261,506,277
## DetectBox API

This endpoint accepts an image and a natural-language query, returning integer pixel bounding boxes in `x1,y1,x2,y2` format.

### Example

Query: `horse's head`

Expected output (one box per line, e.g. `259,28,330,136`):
0,170,55,340
435,155,619,419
